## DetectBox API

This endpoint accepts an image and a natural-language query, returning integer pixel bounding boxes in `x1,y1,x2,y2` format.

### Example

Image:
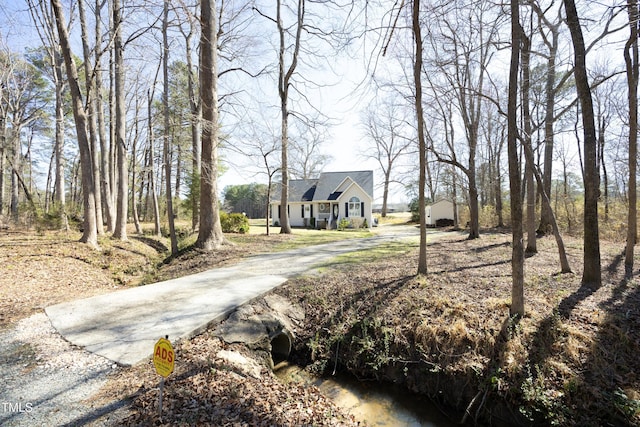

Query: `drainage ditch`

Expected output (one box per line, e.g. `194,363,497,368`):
215,295,458,426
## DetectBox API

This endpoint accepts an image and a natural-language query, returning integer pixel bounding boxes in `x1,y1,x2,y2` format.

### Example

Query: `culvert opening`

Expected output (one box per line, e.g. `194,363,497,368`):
270,330,292,365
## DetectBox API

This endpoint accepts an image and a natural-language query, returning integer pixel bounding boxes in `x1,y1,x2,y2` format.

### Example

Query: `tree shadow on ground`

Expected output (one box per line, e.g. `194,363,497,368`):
131,235,169,254
525,255,640,425
580,272,640,425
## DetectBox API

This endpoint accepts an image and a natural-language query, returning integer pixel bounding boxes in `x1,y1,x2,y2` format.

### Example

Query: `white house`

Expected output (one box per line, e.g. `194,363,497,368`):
271,171,374,229
426,199,457,227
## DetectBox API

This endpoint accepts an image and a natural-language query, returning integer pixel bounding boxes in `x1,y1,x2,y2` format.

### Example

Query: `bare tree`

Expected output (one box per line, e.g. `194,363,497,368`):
522,27,537,254
592,77,616,223
147,85,162,237
112,0,128,241
624,0,638,272
425,0,502,240
26,0,67,229
564,0,601,288
195,0,225,250
162,0,178,253
130,87,142,235
77,0,104,235
2,51,48,222
0,52,7,217
289,123,331,180
276,0,304,234
508,0,524,317
362,95,413,217
50,0,99,247
229,112,282,235
95,0,115,233
413,0,427,275
531,1,564,236
480,105,505,228
176,4,202,232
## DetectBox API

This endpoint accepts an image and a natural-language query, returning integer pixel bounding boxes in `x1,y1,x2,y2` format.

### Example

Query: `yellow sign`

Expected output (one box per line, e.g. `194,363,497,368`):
153,337,175,377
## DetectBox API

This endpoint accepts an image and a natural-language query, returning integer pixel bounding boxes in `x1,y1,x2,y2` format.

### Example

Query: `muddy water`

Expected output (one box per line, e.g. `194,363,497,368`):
274,362,458,426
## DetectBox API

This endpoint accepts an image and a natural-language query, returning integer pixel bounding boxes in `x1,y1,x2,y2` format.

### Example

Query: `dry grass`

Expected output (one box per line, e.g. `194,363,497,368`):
0,229,164,328
2,222,640,426
276,231,640,426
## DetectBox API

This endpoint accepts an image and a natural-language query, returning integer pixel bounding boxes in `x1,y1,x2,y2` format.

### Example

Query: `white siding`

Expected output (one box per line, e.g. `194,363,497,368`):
271,203,305,227
340,184,373,228
426,200,455,225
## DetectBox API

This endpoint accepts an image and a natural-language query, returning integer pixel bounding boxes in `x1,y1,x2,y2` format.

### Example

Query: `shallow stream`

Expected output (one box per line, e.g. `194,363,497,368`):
274,362,458,426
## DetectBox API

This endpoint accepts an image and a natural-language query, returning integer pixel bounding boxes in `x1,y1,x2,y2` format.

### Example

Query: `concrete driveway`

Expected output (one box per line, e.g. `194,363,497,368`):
46,224,445,366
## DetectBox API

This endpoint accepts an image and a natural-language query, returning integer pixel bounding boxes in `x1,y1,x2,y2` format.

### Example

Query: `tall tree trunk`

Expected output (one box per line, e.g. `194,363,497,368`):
51,0,99,248
175,143,182,200
112,0,128,240
162,0,178,253
564,0,601,288
108,4,116,218
10,127,20,221
521,133,573,273
277,0,304,235
452,167,459,227
522,30,537,254
184,26,201,232
53,52,67,229
78,0,104,236
538,16,560,235
468,170,480,239
45,148,54,213
382,167,390,218
598,115,609,222
0,112,5,216
131,96,142,234
413,0,427,275
493,128,505,228
508,0,524,318
195,0,225,250
266,183,272,236
148,89,161,237
625,0,638,272
96,0,114,232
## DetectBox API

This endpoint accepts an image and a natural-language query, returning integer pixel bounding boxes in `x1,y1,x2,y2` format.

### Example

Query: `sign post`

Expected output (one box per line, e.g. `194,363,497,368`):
153,336,175,418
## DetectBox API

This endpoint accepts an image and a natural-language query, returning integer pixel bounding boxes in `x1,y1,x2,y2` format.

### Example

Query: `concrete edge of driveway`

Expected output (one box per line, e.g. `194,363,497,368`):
46,270,288,366
45,224,453,367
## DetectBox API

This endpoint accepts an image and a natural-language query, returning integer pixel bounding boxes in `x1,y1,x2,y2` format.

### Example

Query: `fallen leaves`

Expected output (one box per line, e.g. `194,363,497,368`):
110,335,358,426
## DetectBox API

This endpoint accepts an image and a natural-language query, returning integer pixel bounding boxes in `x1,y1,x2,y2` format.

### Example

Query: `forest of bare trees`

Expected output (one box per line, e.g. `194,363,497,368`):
0,1,638,307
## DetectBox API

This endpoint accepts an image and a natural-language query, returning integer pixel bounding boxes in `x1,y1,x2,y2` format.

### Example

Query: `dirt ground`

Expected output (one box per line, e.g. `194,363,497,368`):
1,225,640,426
0,227,359,426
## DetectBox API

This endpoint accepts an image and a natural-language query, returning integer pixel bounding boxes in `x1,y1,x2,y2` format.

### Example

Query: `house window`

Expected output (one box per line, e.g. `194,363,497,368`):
348,197,361,217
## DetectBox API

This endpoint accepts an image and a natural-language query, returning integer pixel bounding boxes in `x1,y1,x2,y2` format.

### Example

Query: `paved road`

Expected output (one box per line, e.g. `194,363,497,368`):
46,224,444,366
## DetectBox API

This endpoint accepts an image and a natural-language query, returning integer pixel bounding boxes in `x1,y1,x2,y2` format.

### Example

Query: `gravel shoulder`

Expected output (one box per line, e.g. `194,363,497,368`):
0,313,128,426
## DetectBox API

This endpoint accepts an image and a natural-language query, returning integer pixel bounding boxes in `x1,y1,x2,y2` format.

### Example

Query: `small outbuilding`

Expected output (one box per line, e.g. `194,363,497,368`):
426,199,456,227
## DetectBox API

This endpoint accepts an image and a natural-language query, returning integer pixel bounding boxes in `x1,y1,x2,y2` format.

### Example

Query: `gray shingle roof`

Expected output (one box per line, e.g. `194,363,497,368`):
272,179,318,202
313,171,373,201
270,171,373,203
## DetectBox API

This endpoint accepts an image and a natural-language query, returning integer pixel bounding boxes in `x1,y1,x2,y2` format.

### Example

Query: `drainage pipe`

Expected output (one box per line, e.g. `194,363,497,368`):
270,329,293,364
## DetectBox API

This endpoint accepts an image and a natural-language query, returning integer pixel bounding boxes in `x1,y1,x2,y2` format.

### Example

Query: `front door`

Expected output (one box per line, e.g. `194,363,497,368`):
332,203,339,221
